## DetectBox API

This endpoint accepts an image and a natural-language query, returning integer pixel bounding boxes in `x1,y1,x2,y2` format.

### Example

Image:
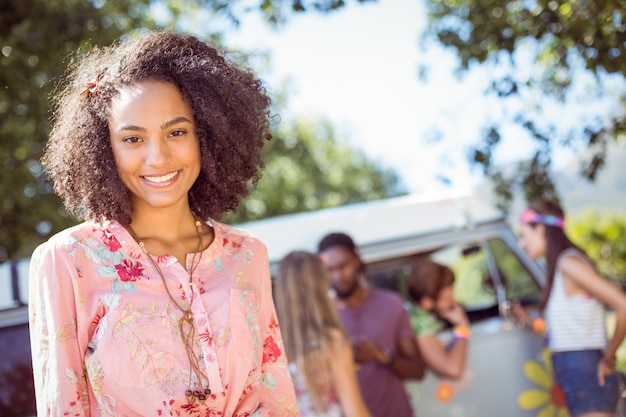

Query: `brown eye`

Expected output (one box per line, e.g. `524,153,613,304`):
170,129,186,137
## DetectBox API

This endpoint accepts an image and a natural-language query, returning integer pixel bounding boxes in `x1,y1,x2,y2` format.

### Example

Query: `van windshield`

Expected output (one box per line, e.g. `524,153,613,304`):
366,237,541,323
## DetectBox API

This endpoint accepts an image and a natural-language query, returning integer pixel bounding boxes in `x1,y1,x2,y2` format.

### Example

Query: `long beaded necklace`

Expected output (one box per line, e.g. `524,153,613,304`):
127,219,211,405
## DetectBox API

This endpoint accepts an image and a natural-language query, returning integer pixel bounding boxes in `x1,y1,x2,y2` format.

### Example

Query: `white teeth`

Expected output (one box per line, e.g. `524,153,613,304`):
143,171,178,183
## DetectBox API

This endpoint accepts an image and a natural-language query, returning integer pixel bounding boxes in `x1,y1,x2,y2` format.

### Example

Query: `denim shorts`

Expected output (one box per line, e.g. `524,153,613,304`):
551,350,619,416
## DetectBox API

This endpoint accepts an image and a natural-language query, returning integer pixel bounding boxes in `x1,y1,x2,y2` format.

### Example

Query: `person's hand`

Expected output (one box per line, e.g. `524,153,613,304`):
353,340,390,365
440,302,470,327
510,300,532,327
597,356,617,386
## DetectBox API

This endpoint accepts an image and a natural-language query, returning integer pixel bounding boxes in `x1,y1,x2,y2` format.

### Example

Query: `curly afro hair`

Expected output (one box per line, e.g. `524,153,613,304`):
43,30,272,225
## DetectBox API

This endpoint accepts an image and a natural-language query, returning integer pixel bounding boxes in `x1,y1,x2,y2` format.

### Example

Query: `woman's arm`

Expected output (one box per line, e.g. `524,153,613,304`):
389,337,426,379
424,302,470,379
28,242,90,416
328,329,372,417
388,300,426,380
560,255,626,384
417,333,468,380
254,244,299,416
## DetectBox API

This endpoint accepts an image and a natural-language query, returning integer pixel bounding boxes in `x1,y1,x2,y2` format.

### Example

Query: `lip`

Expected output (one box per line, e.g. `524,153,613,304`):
141,170,181,186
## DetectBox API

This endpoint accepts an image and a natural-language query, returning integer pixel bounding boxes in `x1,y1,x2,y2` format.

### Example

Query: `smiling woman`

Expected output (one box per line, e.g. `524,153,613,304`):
29,30,298,416
108,81,202,231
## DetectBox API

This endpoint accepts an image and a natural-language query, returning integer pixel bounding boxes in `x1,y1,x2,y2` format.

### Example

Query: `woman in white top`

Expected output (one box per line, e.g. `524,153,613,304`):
517,199,626,417
274,251,372,417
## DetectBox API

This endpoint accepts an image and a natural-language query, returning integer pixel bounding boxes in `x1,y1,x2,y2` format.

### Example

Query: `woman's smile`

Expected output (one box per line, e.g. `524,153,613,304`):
142,170,181,185
108,80,201,211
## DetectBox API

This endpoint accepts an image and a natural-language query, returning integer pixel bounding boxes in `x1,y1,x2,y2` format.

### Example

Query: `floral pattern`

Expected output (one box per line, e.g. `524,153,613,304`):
518,348,569,417
29,220,298,417
262,335,281,364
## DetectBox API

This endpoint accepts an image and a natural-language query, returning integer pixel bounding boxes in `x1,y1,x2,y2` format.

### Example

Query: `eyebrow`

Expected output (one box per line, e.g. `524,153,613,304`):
116,116,193,132
162,116,193,129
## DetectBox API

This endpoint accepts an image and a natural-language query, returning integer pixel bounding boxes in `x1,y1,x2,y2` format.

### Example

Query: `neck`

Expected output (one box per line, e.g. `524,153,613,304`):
130,200,199,241
128,203,211,265
336,285,369,309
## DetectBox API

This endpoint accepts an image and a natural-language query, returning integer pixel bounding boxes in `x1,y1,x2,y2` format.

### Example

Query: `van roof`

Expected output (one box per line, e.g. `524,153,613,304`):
237,189,505,265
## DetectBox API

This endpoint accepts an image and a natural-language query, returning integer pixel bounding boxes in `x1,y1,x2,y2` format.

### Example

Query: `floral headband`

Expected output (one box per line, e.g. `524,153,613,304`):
519,208,564,228
81,72,110,96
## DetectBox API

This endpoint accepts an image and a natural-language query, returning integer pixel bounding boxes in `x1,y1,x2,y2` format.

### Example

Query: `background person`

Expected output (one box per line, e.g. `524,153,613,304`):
28,31,297,416
274,251,372,417
516,199,626,417
317,232,424,417
407,260,470,380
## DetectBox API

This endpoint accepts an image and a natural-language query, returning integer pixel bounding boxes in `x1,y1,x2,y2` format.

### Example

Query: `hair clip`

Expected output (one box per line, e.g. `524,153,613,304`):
519,208,564,228
81,72,110,96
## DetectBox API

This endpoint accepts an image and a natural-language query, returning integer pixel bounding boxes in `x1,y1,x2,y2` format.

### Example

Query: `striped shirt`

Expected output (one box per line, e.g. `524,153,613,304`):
545,249,607,352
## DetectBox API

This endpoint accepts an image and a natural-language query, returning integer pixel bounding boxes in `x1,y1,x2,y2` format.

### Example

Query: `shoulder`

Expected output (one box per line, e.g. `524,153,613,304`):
327,327,352,360
409,305,442,336
369,287,405,306
327,327,348,346
556,249,607,291
558,248,590,264
30,221,112,273
212,220,268,251
33,222,106,255
557,249,594,272
211,221,270,277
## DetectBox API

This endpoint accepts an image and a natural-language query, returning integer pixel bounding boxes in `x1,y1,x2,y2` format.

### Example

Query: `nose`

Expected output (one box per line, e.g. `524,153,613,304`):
145,138,171,167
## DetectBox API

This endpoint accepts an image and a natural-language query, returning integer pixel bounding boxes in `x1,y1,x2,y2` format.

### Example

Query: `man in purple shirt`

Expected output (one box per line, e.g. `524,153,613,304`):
318,232,424,417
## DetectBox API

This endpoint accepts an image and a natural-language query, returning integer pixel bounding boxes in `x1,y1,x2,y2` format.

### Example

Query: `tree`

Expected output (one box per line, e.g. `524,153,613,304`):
0,0,158,261
419,0,626,209
568,208,626,287
0,0,402,262
226,116,406,224
221,0,626,210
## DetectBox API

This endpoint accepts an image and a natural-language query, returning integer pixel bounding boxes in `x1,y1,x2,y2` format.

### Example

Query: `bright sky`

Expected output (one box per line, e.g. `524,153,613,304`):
220,0,616,194
220,0,491,193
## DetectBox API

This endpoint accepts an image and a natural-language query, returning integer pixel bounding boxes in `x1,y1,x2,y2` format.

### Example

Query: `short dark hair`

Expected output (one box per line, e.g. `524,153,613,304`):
43,30,272,225
317,232,358,254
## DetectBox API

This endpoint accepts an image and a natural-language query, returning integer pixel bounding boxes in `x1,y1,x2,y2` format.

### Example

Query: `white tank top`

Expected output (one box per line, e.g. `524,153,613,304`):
545,249,607,352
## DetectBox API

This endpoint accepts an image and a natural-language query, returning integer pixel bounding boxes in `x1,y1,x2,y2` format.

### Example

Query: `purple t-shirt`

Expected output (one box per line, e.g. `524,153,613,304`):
336,288,416,417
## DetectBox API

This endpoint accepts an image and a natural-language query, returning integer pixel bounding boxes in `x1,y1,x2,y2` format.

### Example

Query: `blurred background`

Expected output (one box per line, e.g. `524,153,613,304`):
1,0,625,273
1,0,626,414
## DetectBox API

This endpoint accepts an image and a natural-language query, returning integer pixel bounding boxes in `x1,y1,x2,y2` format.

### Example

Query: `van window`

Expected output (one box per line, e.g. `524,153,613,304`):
430,242,497,312
366,235,541,323
487,239,541,305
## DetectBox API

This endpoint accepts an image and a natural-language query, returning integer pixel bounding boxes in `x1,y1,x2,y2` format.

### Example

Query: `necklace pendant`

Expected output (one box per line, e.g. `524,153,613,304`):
186,385,210,405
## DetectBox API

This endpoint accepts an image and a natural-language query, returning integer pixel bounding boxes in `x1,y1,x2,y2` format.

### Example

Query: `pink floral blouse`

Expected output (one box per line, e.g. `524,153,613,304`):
28,219,298,417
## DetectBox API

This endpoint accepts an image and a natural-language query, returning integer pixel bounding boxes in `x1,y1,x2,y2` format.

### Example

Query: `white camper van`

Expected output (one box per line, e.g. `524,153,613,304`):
237,190,568,417
0,190,583,416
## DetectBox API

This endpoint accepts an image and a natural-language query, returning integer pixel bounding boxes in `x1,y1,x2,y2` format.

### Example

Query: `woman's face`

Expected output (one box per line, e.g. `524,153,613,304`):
108,80,201,213
518,223,546,260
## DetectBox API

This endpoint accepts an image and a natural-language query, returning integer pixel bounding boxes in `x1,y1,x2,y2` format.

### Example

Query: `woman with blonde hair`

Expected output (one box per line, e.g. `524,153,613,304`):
274,251,372,417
